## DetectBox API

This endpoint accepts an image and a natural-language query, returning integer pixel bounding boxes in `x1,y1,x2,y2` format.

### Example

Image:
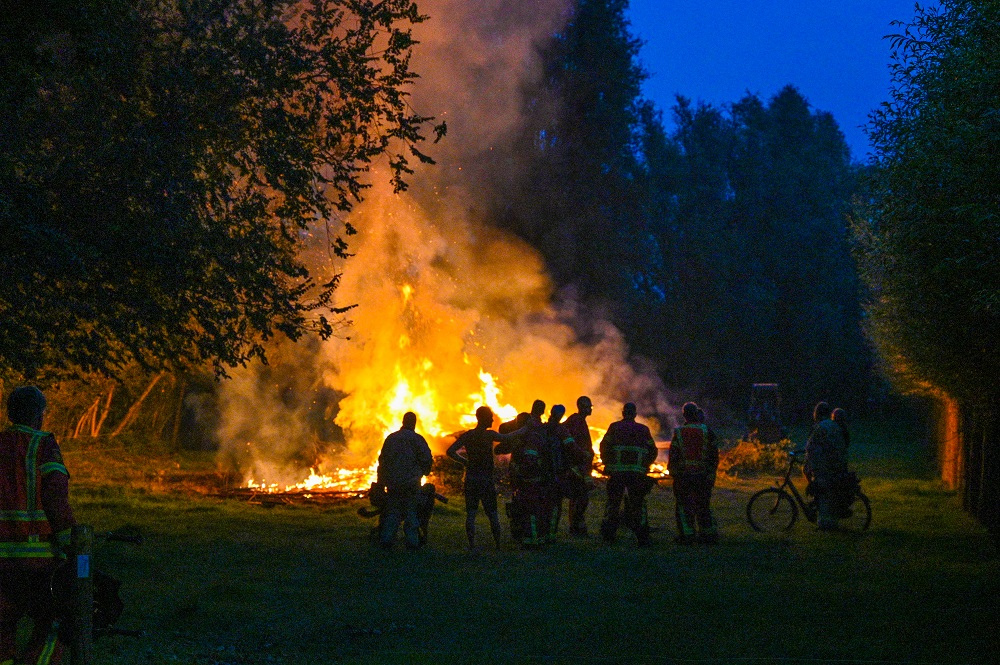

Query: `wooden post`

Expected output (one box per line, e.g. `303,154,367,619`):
70,524,94,665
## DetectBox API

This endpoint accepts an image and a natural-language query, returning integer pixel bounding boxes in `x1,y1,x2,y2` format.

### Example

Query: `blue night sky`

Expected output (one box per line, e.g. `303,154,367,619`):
625,0,921,162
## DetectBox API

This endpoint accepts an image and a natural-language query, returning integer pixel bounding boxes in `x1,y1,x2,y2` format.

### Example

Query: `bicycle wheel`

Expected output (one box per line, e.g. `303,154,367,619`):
838,491,872,532
747,488,797,532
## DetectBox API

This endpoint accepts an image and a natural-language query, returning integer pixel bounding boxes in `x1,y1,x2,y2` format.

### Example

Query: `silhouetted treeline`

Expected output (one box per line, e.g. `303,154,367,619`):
484,0,875,418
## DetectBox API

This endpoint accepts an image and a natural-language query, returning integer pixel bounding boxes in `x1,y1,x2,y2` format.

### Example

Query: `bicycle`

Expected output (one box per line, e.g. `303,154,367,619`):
746,449,871,532
50,526,144,664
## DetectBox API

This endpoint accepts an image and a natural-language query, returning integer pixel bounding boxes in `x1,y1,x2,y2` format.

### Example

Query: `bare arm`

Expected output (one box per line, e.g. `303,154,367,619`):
492,426,527,442
446,437,468,466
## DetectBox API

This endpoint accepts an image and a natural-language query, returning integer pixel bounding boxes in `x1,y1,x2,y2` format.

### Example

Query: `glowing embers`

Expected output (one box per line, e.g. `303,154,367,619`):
649,462,670,479
246,463,378,495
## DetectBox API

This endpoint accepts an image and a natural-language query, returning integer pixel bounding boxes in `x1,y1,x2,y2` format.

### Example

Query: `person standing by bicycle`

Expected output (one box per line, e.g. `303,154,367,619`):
669,402,719,544
804,401,849,530
1,386,76,665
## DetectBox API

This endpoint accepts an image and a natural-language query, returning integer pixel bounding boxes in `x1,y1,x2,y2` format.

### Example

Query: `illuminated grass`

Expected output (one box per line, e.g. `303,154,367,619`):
75,459,997,664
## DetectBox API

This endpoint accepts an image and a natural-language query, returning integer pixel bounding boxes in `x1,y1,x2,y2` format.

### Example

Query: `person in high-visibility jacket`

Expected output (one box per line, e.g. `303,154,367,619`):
1,386,76,665
599,403,657,547
496,401,551,547
669,402,719,544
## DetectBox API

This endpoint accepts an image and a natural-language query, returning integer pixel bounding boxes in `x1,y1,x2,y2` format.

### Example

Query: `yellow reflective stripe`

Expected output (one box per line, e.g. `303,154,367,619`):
39,462,68,476
0,540,55,557
37,620,59,665
26,431,46,511
0,509,48,521
8,424,49,436
608,444,648,472
521,515,544,544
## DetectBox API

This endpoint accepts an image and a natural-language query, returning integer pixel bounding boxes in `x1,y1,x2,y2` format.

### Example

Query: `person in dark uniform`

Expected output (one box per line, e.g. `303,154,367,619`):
599,403,657,547
538,405,576,541
496,401,551,547
560,396,595,537
805,402,849,530
1,387,76,665
377,412,433,550
446,406,525,550
831,407,850,448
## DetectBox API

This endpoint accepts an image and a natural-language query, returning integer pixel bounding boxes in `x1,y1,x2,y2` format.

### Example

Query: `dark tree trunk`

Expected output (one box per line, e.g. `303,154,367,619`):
960,401,999,546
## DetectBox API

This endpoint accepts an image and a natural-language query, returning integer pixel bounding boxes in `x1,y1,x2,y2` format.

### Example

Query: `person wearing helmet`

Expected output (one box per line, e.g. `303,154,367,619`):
599,403,657,547
0,387,76,665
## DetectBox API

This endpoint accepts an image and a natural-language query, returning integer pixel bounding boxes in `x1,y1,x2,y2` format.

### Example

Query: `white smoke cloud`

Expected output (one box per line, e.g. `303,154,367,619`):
215,0,677,484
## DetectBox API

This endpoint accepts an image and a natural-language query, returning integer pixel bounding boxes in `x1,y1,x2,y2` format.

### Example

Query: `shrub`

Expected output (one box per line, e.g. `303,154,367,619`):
718,439,791,477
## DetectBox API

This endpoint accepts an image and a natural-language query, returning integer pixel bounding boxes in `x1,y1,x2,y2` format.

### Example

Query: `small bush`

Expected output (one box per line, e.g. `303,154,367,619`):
718,439,791,477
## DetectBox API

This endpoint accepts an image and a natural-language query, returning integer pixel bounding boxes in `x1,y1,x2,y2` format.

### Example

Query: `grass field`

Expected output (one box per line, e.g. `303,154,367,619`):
60,422,999,664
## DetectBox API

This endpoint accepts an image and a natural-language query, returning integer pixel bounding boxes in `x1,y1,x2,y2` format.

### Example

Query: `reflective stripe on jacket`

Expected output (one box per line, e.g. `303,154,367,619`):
0,425,70,559
600,420,656,474
669,423,718,476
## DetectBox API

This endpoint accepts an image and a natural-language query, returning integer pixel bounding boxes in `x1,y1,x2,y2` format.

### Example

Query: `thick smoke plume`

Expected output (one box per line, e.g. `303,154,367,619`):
216,0,676,484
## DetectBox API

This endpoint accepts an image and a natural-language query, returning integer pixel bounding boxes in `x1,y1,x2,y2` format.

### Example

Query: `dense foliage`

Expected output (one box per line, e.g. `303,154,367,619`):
855,0,1000,406
0,0,442,379
855,0,1000,535
491,0,871,415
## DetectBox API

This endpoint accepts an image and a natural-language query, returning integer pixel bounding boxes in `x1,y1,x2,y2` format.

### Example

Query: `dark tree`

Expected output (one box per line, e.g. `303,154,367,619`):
485,0,871,415
643,88,868,413
0,0,443,378
855,1,1000,535
497,0,648,303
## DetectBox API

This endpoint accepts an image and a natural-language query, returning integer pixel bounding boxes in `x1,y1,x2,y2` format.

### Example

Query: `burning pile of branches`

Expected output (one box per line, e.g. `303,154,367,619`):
218,465,377,505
